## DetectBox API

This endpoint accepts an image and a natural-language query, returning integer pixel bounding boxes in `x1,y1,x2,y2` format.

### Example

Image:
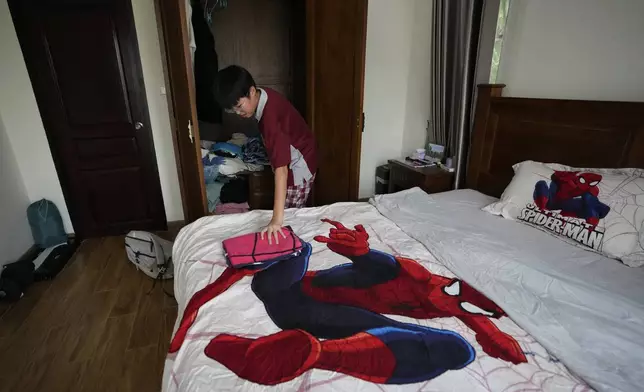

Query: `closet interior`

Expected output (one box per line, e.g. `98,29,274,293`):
190,0,305,214
157,0,368,223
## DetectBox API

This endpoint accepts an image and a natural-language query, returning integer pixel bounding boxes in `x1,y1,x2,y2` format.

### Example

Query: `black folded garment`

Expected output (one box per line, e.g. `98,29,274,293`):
0,260,34,301
220,177,249,204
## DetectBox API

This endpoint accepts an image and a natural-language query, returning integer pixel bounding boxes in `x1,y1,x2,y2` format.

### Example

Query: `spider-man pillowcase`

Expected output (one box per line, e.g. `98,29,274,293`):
483,160,644,267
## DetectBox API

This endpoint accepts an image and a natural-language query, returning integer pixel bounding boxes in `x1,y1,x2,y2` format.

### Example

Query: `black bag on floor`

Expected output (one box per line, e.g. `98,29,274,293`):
0,260,35,301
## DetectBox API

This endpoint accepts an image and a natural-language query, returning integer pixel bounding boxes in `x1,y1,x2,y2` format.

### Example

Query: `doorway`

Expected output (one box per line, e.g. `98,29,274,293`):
156,0,368,222
9,0,167,237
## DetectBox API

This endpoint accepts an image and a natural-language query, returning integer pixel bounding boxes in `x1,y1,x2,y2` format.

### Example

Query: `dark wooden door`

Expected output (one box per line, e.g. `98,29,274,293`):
155,0,207,223
10,0,167,237
306,0,367,205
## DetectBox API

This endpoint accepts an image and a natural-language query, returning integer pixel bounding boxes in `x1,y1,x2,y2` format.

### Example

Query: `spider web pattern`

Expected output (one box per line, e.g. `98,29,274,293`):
595,169,644,265
168,215,593,392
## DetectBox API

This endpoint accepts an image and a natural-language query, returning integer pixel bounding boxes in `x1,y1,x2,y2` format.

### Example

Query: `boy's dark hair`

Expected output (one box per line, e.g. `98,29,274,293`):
213,65,256,110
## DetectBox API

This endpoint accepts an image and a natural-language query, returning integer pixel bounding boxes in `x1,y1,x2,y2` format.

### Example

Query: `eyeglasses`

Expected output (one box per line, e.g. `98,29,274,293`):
224,106,243,115
224,98,247,115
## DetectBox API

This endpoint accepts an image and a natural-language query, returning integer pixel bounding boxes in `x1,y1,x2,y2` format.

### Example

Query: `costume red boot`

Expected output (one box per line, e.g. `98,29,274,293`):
205,329,396,385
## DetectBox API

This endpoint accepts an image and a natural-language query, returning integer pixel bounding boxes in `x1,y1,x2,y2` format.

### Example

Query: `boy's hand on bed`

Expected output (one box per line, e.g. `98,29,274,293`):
261,220,287,245
314,219,370,257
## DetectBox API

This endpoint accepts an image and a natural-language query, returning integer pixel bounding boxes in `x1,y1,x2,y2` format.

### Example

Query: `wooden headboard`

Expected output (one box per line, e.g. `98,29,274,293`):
467,84,644,197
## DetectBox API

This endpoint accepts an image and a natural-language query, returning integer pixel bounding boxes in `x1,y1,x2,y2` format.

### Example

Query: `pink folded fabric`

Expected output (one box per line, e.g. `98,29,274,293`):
215,202,250,215
222,227,303,268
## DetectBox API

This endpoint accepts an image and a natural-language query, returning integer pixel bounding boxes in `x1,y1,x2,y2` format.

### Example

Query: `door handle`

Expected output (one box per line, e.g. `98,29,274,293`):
135,121,144,130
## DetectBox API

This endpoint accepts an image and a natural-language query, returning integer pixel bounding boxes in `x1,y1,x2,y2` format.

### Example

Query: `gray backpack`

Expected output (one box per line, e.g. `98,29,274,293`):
125,231,174,280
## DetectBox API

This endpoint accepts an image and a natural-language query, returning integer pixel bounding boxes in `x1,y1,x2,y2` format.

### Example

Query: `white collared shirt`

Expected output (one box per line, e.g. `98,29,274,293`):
255,87,268,121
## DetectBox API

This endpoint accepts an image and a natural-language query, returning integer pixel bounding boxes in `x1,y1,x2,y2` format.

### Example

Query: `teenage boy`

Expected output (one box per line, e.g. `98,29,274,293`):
213,65,317,243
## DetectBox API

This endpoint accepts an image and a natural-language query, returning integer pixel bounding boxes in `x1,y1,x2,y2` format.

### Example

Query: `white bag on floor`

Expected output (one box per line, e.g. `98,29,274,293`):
125,231,174,279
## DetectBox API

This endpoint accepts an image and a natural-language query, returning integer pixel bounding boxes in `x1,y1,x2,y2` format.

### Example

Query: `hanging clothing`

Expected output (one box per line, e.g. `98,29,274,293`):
201,0,228,24
185,0,196,69
191,0,221,123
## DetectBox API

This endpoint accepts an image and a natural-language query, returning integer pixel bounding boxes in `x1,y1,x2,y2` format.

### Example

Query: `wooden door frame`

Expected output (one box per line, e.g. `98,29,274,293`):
158,0,367,216
9,0,167,237
154,0,208,222
349,0,368,200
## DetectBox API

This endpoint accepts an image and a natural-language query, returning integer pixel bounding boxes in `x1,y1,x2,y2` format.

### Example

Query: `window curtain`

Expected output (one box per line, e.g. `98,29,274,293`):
430,0,484,188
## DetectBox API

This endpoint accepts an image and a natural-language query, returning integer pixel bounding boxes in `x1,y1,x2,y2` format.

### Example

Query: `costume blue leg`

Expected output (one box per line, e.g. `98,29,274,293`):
554,198,584,216
581,193,610,220
251,242,312,294
312,249,399,288
250,242,474,383
533,180,550,203
534,180,547,199
367,326,475,384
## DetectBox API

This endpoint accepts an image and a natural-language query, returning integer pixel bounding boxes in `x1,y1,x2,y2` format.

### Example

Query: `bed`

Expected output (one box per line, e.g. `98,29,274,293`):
163,85,644,392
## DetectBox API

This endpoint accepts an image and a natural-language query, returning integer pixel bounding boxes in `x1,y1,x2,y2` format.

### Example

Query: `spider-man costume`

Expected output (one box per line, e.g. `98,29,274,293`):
533,171,610,226
169,220,527,385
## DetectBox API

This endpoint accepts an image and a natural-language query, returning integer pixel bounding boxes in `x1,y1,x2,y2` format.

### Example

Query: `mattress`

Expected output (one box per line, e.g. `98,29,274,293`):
164,199,588,391
373,188,644,392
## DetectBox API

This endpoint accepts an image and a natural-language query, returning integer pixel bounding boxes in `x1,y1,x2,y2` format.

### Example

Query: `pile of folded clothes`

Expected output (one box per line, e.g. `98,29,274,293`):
201,133,270,214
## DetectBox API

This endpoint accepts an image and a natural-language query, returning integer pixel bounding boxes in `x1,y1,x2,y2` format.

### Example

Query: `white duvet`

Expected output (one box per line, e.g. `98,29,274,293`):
373,188,644,392
164,199,589,391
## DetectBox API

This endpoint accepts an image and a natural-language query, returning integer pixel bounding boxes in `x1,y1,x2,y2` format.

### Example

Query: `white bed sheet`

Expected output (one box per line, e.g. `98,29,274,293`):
164,201,587,392
373,188,644,392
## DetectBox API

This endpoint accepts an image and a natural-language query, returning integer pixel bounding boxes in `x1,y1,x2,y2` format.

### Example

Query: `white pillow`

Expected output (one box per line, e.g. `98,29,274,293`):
483,160,644,267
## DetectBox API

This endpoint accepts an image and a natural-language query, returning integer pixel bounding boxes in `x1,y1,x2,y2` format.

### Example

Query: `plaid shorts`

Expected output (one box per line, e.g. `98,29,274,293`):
285,175,315,208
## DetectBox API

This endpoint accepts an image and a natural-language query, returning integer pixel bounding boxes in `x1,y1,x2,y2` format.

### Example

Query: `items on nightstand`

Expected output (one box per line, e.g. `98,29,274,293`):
412,148,426,160
427,143,445,162
388,159,454,194
402,157,436,168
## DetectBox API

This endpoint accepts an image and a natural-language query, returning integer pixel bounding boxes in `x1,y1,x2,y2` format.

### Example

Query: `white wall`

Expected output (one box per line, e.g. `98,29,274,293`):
0,0,74,233
498,0,644,101
131,0,184,222
0,0,184,234
0,116,34,267
359,0,432,198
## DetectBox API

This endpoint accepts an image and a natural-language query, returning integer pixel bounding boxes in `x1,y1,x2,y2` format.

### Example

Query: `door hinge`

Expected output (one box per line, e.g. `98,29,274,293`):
188,120,194,144
361,112,365,133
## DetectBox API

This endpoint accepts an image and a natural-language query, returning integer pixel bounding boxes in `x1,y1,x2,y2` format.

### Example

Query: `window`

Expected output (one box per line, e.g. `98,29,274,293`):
489,0,511,83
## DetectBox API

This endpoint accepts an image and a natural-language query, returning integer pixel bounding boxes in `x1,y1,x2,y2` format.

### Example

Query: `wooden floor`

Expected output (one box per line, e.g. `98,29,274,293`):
0,236,177,392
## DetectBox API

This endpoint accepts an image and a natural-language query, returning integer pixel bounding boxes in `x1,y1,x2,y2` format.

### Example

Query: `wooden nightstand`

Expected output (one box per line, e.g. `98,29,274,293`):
387,160,454,194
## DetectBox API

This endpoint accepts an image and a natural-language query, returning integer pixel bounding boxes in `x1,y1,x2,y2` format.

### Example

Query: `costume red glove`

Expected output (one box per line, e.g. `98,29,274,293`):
314,219,370,257
475,329,527,365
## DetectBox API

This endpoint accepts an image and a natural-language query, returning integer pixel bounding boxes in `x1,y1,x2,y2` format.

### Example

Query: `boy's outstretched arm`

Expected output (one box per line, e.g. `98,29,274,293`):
262,165,288,244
